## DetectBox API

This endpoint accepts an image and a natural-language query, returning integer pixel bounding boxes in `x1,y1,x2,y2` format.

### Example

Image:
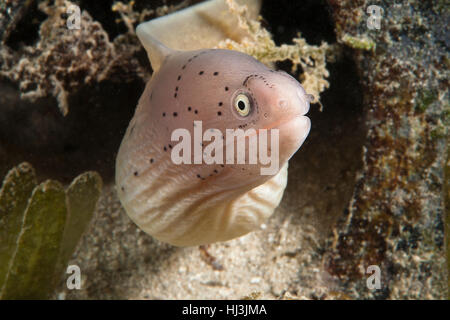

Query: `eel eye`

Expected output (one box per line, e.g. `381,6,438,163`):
234,94,251,117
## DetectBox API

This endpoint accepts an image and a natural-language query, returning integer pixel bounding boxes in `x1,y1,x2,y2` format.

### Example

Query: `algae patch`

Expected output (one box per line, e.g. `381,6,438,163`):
0,162,102,299
340,34,376,51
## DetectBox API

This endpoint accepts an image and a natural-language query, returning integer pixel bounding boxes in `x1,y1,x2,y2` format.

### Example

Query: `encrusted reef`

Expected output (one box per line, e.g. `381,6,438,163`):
0,0,145,116
325,0,448,299
0,0,447,300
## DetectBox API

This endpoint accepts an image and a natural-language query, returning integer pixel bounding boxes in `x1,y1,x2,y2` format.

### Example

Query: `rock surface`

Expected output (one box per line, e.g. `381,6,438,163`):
325,0,448,299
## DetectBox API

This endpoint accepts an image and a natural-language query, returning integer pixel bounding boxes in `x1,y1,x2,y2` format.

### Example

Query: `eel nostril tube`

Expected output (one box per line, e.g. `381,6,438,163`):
306,94,315,102
278,99,288,108
296,87,312,115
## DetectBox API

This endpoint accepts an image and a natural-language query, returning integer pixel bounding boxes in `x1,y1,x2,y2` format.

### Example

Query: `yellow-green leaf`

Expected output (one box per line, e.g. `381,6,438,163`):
0,162,37,292
1,180,67,299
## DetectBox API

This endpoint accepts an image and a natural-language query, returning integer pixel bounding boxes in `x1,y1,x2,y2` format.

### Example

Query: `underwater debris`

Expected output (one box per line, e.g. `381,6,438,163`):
0,162,102,299
199,245,224,271
241,291,261,300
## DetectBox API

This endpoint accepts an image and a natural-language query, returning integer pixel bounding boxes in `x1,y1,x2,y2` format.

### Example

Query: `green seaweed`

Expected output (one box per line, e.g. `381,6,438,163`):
415,89,438,113
0,163,37,290
341,34,376,51
0,180,67,299
0,162,102,299
53,171,103,289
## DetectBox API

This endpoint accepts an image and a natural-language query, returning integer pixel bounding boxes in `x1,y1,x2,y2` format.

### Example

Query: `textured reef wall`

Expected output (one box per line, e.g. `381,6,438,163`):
326,0,448,298
0,0,447,299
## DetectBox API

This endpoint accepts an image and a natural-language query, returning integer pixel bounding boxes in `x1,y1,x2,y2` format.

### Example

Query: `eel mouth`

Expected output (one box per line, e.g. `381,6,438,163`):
275,115,311,142
220,115,311,157
263,114,309,132
222,113,311,143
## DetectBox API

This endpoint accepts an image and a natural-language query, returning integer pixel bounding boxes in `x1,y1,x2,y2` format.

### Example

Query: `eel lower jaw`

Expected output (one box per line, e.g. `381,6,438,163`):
264,114,310,138
274,115,311,160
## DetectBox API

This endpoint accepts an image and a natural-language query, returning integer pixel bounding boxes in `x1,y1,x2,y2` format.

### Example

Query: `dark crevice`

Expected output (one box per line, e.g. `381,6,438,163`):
260,0,364,234
284,47,366,233
76,0,197,41
0,78,144,184
77,0,126,40
261,0,336,46
4,0,47,50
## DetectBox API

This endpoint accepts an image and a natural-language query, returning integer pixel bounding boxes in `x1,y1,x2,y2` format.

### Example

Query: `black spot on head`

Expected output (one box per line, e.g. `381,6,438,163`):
121,186,125,191
218,102,223,106
168,144,172,149
199,71,204,75
134,171,139,176
150,158,154,164
213,72,219,76
188,106,192,111
175,86,178,91
164,146,167,151
177,75,181,81
225,86,229,91
194,110,198,114
173,112,178,117
220,164,225,167
174,93,177,98
214,169,218,173
197,174,201,178
162,112,166,117
218,111,222,116
182,65,186,69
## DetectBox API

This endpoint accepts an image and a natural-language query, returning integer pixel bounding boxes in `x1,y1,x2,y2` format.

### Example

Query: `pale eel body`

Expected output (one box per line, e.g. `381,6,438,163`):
115,0,312,246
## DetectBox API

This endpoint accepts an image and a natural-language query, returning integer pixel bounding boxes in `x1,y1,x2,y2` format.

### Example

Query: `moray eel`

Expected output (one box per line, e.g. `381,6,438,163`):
115,0,312,246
